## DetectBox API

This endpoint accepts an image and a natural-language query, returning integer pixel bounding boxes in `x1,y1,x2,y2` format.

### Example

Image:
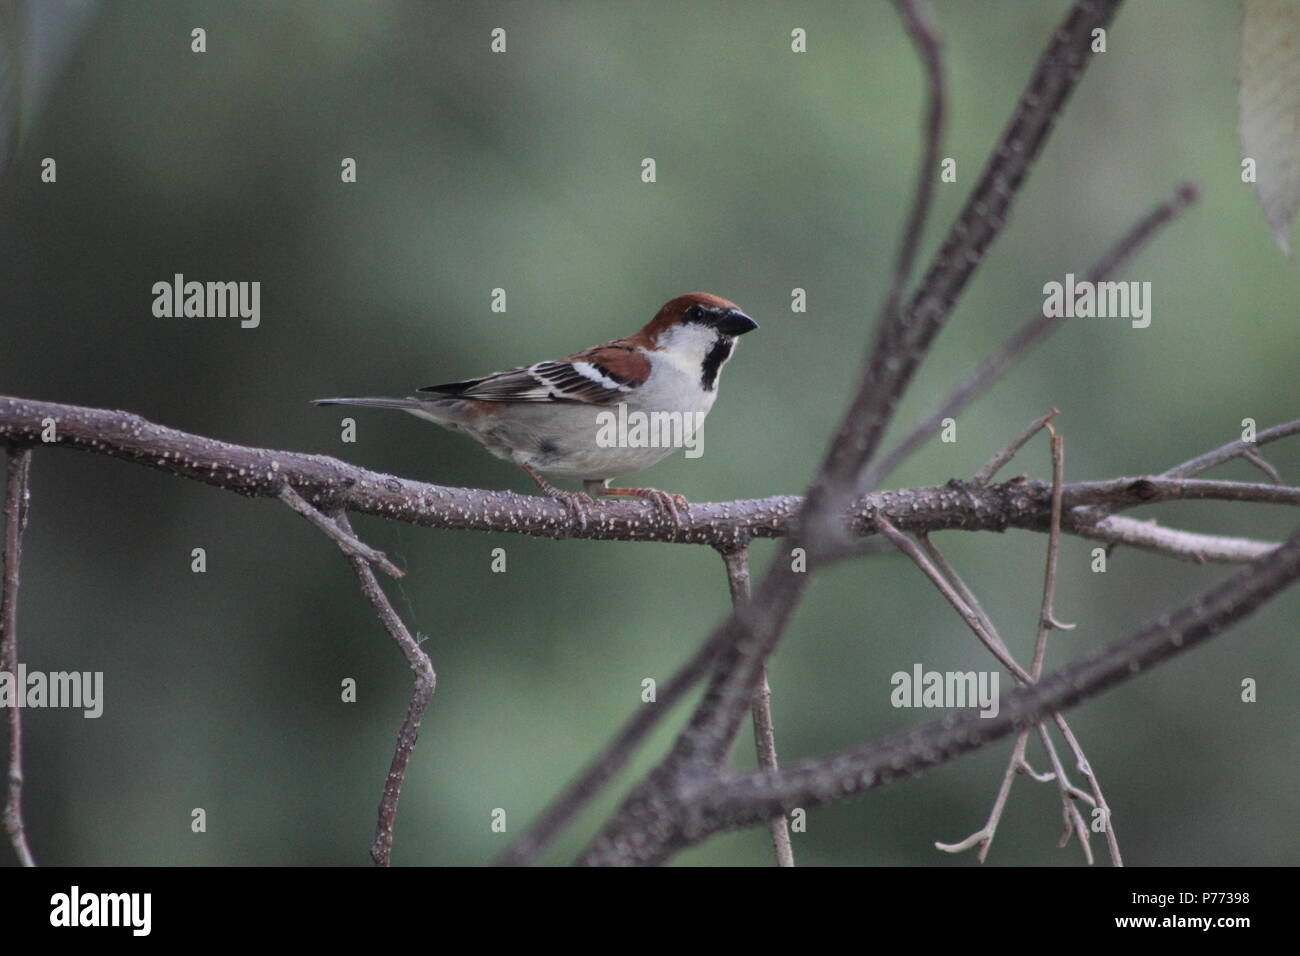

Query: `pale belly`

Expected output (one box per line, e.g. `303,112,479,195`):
481,401,706,479
411,397,712,481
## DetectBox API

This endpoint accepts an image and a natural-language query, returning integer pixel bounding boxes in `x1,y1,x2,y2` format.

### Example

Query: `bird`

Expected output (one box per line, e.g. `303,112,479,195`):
313,292,757,528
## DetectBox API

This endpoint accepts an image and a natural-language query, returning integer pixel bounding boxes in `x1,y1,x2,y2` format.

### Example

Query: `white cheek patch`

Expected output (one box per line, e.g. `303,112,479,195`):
656,323,718,371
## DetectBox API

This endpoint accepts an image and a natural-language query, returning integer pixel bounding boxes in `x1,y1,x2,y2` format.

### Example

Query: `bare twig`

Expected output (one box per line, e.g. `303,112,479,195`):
873,515,1030,681
918,534,1003,651
331,510,436,867
890,516,1098,863
1075,517,1277,564
589,529,1300,863
1032,425,1119,863
1071,418,1300,533
933,730,1027,858
1241,448,1282,485
1162,419,1300,479
865,182,1199,490
1050,711,1117,860
973,409,1057,488
1,448,36,867
721,546,794,867
1034,425,1075,639
1062,477,1300,509
1034,723,1093,863
279,484,404,579
886,0,945,323
931,425,1113,863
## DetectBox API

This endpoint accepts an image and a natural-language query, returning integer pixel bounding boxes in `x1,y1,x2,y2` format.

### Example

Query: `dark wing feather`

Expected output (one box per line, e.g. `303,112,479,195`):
418,343,650,405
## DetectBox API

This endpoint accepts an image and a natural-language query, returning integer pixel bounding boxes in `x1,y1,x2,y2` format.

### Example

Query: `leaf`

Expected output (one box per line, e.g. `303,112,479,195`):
1239,0,1300,256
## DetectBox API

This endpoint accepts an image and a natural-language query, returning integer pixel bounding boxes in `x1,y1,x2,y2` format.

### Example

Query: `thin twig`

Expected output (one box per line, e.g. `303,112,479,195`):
1034,425,1075,640
916,553,1099,864
973,409,1057,488
1030,424,1117,863
284,483,431,863
917,534,1002,650
1162,419,1300,479
907,423,1117,864
873,515,1030,682
329,510,435,867
901,520,1096,862
1241,449,1282,484
1051,712,1120,865
886,0,945,321
933,730,1027,859
1071,418,1300,533
1034,723,1093,864
280,484,403,579
1062,476,1300,509
1076,517,1277,564
613,529,1300,863
721,547,794,867
864,182,1199,490
1,448,36,867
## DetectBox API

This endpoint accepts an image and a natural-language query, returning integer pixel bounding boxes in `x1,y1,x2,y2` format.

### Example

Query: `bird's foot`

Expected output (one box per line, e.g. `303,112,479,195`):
549,488,591,532
522,465,590,532
598,485,689,529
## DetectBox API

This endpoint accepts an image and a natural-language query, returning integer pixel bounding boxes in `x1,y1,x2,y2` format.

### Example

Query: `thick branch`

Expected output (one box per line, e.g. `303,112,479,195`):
582,528,1300,863
4,398,1290,555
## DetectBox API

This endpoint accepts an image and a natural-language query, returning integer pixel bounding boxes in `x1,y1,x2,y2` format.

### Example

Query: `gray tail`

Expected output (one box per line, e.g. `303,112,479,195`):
312,396,428,411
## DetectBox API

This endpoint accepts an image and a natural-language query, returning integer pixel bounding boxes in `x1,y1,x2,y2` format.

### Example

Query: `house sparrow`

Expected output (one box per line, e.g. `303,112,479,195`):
314,292,757,527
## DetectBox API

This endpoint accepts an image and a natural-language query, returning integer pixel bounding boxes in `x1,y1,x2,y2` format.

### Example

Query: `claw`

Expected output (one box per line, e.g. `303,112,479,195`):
598,485,689,530
644,489,686,525
519,464,591,534
552,489,590,532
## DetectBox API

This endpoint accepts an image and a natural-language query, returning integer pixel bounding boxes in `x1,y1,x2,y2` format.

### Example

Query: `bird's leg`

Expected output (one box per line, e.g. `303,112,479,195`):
520,464,590,532
585,479,688,528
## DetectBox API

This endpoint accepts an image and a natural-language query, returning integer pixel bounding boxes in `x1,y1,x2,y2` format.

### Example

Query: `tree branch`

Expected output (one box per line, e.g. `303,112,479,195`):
720,546,794,867
1,447,36,867
279,484,404,579
581,528,1300,864
331,510,436,867
4,397,1291,554
865,182,1199,490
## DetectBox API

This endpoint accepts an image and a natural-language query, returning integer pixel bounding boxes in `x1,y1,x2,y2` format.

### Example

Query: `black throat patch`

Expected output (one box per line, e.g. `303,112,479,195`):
700,336,734,391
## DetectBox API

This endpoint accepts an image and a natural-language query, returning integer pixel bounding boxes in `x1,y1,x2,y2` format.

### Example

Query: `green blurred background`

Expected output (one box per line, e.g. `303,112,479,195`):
0,0,1296,866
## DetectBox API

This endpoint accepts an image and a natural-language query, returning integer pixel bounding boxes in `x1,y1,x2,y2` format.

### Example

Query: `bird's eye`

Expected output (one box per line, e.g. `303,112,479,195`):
687,305,704,321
